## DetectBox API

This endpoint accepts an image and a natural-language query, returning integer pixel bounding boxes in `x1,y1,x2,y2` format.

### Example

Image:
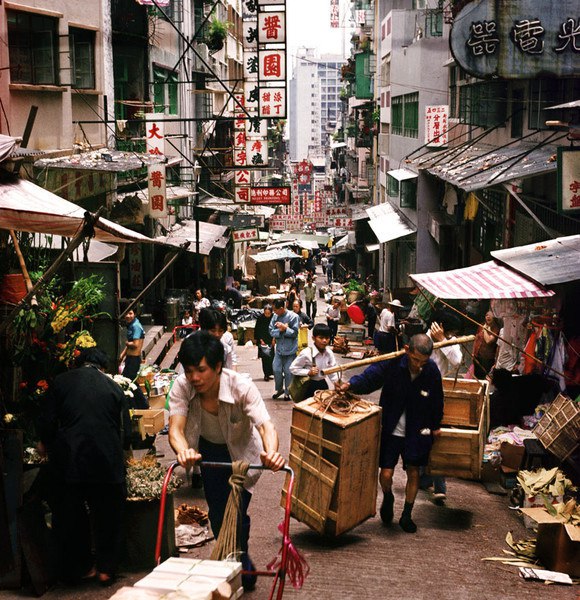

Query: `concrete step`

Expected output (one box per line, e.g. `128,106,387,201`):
159,339,182,370
144,331,174,367
142,325,164,357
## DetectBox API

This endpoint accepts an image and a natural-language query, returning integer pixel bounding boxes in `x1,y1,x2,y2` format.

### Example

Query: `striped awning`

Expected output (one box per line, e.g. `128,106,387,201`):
410,261,555,299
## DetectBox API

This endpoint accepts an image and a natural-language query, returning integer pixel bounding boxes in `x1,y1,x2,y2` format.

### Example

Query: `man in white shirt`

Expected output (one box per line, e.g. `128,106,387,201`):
374,300,402,353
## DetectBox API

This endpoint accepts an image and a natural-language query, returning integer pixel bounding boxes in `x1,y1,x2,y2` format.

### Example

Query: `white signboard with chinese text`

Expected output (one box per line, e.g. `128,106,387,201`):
259,87,286,118
258,11,286,43
558,147,580,213
250,186,291,205
330,0,339,28
232,228,259,243
145,113,165,158
148,163,167,218
258,50,285,81
425,105,449,147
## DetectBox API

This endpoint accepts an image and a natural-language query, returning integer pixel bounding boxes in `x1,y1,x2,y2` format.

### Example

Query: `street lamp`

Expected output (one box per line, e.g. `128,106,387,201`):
193,160,202,291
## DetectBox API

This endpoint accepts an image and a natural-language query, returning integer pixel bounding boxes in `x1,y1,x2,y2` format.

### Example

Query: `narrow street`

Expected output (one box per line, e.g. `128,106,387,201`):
11,273,574,600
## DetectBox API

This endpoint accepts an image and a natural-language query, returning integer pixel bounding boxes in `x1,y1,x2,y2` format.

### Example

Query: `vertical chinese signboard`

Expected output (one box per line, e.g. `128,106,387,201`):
145,113,165,158
148,163,167,218
425,105,449,147
330,0,339,28
558,147,580,214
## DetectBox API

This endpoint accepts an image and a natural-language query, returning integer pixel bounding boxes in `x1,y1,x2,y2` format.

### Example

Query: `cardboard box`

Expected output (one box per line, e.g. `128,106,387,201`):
522,494,563,529
148,393,166,410
500,442,525,471
520,507,580,577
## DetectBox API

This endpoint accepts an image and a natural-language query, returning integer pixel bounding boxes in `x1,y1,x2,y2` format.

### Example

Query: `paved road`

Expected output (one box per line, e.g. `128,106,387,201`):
6,274,574,599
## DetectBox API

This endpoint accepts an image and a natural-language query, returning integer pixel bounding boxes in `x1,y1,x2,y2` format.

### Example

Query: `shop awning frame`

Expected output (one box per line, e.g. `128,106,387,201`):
366,201,416,244
387,169,418,182
410,260,555,299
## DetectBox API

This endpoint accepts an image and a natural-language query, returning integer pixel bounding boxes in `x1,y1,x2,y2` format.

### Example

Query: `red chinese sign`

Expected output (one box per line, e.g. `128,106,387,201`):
146,113,165,157
425,105,449,147
232,228,259,242
250,186,291,205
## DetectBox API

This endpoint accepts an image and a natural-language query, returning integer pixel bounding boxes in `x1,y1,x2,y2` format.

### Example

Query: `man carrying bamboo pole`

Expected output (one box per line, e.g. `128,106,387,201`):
335,334,444,533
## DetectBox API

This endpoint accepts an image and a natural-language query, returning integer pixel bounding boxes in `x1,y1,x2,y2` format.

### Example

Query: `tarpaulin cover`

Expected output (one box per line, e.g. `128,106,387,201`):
250,248,301,263
410,260,555,299
0,135,20,163
0,178,159,244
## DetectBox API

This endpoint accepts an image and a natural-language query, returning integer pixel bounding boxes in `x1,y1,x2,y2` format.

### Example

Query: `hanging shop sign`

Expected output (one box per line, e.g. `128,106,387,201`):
148,163,167,218
145,113,165,157
425,105,449,147
250,186,291,205
450,0,580,79
232,228,259,243
557,147,580,214
128,243,144,290
330,0,340,28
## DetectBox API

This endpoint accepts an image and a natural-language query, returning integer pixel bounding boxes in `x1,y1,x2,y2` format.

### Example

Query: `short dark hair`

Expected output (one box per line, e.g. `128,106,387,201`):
198,308,227,331
178,330,224,369
431,310,462,335
263,304,272,313
75,347,109,369
272,298,286,309
312,323,331,338
408,333,433,356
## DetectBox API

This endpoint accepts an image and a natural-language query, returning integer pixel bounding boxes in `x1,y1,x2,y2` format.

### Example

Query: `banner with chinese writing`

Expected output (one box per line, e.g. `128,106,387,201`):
558,147,580,213
250,186,291,205
232,228,259,243
148,163,167,218
145,113,165,157
128,243,143,290
330,0,339,28
425,105,449,147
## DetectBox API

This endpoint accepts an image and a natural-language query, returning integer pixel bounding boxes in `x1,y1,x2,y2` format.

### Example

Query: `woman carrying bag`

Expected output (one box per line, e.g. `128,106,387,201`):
289,323,339,402
255,304,274,381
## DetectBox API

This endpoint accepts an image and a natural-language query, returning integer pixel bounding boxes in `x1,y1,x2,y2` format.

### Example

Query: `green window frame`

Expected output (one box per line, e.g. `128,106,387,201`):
153,67,178,115
391,96,403,135
7,10,59,85
387,174,399,198
400,179,417,209
391,92,419,138
69,28,95,89
459,81,507,129
425,1,444,37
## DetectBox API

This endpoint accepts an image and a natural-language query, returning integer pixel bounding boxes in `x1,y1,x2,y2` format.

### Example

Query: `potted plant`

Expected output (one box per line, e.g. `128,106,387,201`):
206,18,230,52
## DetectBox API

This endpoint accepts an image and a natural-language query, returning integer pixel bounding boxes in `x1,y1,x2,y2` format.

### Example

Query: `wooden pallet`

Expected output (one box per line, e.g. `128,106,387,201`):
142,326,165,357
159,339,182,370
144,332,174,367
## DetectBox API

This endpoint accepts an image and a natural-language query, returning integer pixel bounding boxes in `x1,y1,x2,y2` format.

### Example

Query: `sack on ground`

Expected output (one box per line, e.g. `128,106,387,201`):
288,375,310,403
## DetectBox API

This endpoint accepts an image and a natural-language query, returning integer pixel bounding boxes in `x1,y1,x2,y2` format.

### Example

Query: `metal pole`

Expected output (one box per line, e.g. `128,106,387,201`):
195,189,200,292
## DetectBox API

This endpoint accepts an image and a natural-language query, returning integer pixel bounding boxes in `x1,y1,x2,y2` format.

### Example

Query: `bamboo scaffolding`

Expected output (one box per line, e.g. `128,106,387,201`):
322,335,475,376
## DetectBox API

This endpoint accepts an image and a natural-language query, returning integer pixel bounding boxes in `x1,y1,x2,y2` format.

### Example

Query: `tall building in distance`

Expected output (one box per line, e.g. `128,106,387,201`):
289,48,344,162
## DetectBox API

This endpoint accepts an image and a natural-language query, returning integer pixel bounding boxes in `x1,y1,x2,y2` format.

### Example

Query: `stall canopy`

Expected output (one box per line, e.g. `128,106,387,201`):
250,248,300,263
410,260,555,299
366,201,416,244
157,220,229,255
491,235,580,287
0,178,159,244
0,134,21,163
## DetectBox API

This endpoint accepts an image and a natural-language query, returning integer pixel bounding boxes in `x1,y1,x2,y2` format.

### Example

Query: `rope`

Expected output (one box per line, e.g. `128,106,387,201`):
313,389,374,416
210,460,250,561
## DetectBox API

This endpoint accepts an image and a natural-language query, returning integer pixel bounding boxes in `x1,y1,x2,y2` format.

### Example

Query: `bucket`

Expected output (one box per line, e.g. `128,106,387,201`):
165,298,180,329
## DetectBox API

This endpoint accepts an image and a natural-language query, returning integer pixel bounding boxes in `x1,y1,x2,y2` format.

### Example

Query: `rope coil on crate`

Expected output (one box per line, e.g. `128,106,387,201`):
210,460,249,561
313,389,374,416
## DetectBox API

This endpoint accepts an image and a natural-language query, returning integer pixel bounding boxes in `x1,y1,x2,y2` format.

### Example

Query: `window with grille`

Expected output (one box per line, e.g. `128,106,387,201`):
449,66,457,118
425,1,444,37
473,189,505,257
69,28,95,89
528,78,579,131
387,174,399,197
459,81,507,128
153,67,178,114
7,10,59,85
391,92,418,138
400,178,417,208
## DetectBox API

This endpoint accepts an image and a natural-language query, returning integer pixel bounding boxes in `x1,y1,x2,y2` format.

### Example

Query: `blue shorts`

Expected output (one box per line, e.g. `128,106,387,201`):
379,434,430,469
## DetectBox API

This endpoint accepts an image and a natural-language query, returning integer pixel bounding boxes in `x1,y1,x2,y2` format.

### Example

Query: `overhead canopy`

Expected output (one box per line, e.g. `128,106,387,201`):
31,233,118,262
410,261,555,299
250,248,300,263
277,232,330,245
0,134,21,163
491,234,580,286
331,231,356,254
387,169,418,182
157,220,229,255
412,143,559,192
366,202,416,244
0,178,159,244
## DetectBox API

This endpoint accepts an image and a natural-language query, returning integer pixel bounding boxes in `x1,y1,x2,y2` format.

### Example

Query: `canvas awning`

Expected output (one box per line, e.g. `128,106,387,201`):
31,233,118,262
332,231,356,254
0,134,21,163
277,232,330,245
410,261,555,299
412,143,559,192
0,178,160,244
366,202,416,244
249,248,300,263
157,220,229,255
491,234,580,286
387,169,418,182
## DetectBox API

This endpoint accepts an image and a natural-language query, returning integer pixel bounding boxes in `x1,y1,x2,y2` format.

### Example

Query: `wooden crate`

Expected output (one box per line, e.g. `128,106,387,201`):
534,393,580,461
148,393,167,410
428,379,489,480
133,409,165,436
441,378,486,427
282,397,381,536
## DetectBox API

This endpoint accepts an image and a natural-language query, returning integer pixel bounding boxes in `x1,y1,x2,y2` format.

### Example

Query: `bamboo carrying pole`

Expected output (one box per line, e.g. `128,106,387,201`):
321,335,475,376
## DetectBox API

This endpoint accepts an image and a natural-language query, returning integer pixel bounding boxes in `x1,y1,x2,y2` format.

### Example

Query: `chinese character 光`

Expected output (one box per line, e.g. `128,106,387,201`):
467,21,499,56
511,19,545,54
555,18,580,53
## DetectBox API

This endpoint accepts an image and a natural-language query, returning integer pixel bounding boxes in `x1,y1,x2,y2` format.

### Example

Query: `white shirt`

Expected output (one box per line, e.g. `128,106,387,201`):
290,346,339,385
326,306,340,321
193,297,211,313
377,308,395,333
221,331,238,368
169,369,270,492
427,331,462,377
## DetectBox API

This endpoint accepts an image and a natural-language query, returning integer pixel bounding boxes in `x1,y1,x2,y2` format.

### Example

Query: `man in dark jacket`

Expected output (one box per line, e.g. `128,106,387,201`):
336,334,443,533
38,347,131,585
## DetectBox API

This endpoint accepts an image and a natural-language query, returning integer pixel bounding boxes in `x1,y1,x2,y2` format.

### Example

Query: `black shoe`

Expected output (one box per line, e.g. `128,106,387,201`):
272,391,283,399
399,513,417,533
379,491,394,525
283,394,291,401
